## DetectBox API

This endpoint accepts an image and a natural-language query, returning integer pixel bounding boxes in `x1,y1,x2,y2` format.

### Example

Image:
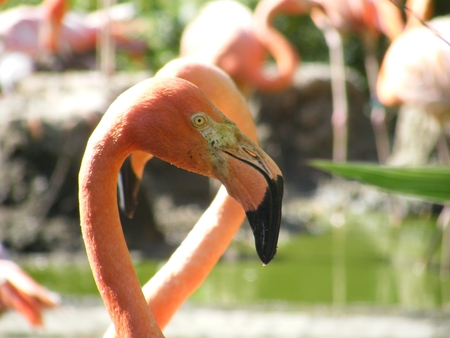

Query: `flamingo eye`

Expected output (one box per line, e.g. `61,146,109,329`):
191,113,208,129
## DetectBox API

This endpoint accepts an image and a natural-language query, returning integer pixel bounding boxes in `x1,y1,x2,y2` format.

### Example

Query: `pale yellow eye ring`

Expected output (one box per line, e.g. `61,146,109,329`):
191,113,208,129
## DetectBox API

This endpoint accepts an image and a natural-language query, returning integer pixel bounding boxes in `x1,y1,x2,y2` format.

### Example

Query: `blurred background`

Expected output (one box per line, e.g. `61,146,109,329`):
0,0,450,337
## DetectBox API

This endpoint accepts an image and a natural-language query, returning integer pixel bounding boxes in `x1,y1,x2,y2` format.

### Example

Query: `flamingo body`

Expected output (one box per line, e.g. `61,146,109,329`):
377,17,450,121
0,3,143,58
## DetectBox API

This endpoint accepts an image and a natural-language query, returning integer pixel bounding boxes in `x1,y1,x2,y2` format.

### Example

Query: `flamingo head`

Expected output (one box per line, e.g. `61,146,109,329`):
114,77,283,264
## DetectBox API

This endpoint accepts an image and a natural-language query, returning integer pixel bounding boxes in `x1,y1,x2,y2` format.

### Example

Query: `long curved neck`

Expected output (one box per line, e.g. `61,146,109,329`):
251,0,302,92
79,127,164,337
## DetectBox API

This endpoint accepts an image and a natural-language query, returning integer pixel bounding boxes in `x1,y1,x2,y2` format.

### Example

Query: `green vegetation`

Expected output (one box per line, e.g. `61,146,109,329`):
311,161,450,203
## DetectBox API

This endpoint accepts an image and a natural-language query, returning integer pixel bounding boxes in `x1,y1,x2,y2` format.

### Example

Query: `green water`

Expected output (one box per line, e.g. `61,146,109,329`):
25,211,450,310
190,212,449,310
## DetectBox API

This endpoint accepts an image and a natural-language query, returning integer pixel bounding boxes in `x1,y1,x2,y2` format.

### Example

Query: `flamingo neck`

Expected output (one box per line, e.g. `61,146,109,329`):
141,186,245,328
252,0,302,92
369,0,404,41
41,0,67,52
79,132,163,337
405,0,434,30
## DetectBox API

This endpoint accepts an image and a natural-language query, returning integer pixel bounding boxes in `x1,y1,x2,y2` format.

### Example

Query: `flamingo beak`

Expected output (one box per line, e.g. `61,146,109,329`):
212,134,284,265
118,157,141,219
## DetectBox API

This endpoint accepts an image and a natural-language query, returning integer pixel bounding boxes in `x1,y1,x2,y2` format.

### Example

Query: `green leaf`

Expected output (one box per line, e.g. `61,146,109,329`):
310,160,450,203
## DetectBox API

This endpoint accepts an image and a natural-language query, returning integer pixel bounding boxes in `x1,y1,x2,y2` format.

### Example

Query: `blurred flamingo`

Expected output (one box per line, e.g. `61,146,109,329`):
0,259,59,327
377,0,442,160
79,59,283,337
0,2,145,62
0,0,67,54
0,1,146,92
0,0,67,93
180,0,309,97
308,0,404,162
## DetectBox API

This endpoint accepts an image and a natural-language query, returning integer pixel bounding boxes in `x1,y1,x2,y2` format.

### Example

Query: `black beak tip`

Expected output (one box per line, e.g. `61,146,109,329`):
246,175,284,265
124,203,137,219
259,250,276,266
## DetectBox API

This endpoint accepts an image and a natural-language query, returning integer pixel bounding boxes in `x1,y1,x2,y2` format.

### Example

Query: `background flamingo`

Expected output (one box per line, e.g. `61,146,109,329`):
0,258,59,327
0,0,67,55
307,0,404,162
0,0,66,93
79,66,283,336
0,2,145,65
376,0,441,164
180,0,307,97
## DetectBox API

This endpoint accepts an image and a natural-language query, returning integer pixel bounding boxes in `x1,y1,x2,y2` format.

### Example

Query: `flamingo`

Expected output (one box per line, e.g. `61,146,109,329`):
308,0,405,162
0,0,66,93
180,0,307,97
0,259,59,327
376,0,443,161
79,60,284,337
377,10,442,109
0,0,67,56
104,58,276,338
0,2,144,61
0,1,145,93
